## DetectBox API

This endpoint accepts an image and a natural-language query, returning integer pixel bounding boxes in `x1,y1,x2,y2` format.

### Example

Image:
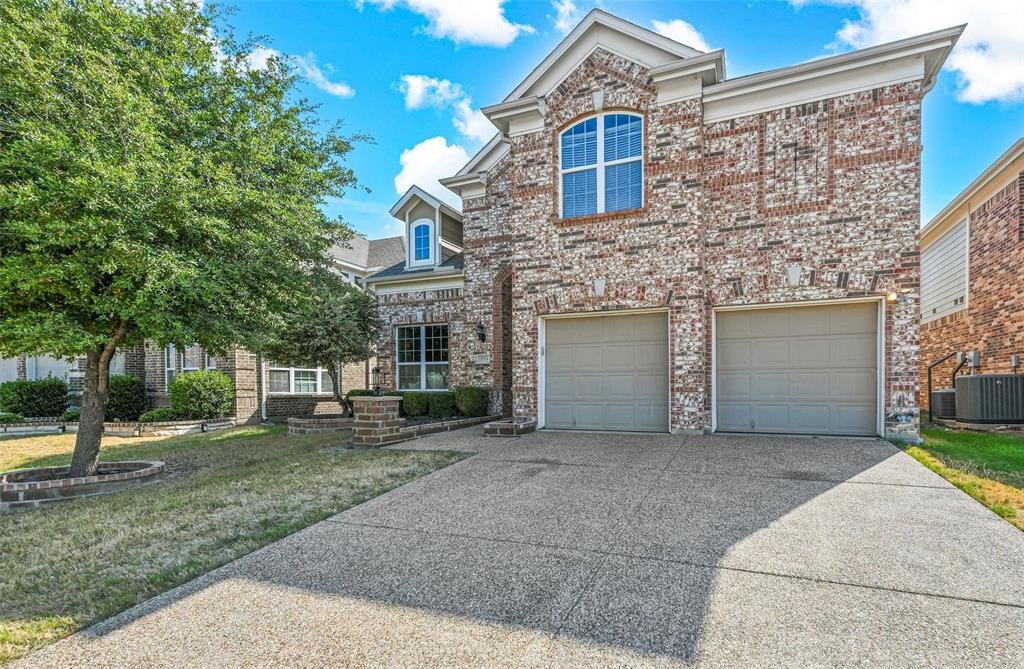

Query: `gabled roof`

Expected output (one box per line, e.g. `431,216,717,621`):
330,234,405,272
389,184,462,221
503,9,704,103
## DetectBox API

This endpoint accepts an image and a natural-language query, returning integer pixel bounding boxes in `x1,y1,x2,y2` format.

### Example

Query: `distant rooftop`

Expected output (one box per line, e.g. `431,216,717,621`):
331,235,405,271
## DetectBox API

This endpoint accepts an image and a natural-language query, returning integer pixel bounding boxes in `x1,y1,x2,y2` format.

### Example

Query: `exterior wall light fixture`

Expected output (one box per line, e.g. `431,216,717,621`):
475,323,487,342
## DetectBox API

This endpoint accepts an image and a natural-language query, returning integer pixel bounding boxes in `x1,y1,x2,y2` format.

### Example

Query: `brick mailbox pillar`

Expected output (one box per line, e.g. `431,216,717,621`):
351,396,403,447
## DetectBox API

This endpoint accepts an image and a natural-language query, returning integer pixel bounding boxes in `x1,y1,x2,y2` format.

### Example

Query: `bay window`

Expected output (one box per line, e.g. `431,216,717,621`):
397,324,449,390
560,112,643,218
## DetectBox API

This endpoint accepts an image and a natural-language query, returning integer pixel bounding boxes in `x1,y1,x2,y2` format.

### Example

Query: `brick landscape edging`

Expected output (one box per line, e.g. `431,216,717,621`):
1,460,166,512
287,416,354,435
1,418,236,438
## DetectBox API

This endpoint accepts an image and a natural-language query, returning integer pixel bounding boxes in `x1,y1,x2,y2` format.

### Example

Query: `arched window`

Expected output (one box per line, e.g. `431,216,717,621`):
560,112,643,218
410,218,433,265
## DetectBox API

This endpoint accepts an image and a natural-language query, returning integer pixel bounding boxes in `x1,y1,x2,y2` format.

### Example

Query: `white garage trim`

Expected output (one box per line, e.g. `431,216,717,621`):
537,307,670,431
711,297,885,437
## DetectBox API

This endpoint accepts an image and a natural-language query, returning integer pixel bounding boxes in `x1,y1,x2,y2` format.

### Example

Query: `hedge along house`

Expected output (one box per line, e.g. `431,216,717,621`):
919,137,1024,409
368,10,963,441
1,235,405,422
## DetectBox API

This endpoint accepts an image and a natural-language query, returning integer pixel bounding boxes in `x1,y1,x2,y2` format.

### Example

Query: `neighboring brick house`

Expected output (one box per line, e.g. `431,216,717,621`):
1,234,404,422
366,10,963,441
919,138,1024,409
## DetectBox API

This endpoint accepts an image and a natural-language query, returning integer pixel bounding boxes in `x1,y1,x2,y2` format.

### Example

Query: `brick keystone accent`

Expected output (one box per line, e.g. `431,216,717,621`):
351,396,402,448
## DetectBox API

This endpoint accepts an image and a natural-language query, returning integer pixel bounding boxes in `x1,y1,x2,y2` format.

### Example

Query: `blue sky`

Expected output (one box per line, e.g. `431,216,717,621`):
221,1,1024,240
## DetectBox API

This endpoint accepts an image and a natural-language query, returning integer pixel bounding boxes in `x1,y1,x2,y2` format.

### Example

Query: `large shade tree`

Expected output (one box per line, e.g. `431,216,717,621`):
264,271,382,415
0,0,362,475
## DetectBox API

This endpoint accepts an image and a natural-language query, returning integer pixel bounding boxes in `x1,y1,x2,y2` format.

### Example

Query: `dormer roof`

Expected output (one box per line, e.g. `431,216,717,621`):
389,184,462,222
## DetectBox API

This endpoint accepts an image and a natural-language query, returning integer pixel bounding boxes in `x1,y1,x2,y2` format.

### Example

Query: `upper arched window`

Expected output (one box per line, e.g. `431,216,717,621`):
560,113,643,218
411,219,433,265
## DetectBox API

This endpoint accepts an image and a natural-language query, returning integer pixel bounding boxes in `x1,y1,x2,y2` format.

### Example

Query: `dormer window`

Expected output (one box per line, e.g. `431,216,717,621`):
409,218,434,266
560,112,643,218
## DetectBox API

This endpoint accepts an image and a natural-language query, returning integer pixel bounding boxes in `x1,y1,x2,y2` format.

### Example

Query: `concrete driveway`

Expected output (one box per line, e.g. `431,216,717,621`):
18,429,1024,668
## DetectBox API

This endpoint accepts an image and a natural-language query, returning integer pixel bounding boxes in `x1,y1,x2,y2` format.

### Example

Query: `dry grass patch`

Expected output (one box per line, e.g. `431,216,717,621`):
0,425,468,665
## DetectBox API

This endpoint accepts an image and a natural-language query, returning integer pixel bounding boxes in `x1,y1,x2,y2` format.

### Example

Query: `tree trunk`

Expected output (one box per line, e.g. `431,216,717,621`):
328,365,349,417
68,322,128,477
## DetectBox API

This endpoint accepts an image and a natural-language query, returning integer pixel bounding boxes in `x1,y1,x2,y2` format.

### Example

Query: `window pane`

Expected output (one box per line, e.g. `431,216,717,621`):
425,364,449,390
604,114,642,161
605,160,643,212
294,370,317,393
414,224,431,261
204,353,216,369
398,365,421,390
562,168,597,218
182,344,202,371
269,370,290,393
560,118,597,169
424,325,448,362
398,327,422,363
320,370,334,394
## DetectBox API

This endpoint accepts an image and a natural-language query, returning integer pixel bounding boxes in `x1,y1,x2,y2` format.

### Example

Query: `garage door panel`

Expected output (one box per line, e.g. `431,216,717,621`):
751,340,789,367
717,404,752,431
544,313,668,433
793,339,830,367
790,371,830,397
718,341,751,368
789,404,832,432
753,373,789,397
603,374,636,400
718,373,751,399
716,302,878,436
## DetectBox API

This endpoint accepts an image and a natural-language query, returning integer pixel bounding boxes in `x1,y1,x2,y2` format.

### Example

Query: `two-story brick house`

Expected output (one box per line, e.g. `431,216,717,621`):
367,10,963,442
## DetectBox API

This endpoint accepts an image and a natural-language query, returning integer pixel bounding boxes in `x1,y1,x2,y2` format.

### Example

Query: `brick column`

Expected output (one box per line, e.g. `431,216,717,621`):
351,396,402,447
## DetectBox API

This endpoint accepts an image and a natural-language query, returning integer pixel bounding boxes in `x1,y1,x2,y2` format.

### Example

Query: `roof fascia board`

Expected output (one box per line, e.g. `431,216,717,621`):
503,9,702,103
365,269,465,286
922,137,1024,240
389,185,463,221
649,49,726,85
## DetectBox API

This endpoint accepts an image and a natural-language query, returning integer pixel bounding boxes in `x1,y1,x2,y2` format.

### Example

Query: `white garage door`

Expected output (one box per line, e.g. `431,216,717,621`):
545,312,669,432
716,302,879,436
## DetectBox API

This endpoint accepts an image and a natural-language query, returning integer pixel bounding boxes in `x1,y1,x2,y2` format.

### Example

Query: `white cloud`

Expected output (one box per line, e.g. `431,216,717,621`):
291,52,355,98
242,47,355,99
359,0,534,47
398,74,465,109
394,137,470,209
791,1,1024,104
452,99,495,142
551,0,584,33
397,74,495,142
651,19,712,52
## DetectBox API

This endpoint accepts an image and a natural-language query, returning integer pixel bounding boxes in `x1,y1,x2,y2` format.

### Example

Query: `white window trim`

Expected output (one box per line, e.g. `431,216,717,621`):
408,218,435,268
181,344,202,373
204,353,217,370
165,344,176,388
395,324,449,391
267,365,333,395
558,112,644,219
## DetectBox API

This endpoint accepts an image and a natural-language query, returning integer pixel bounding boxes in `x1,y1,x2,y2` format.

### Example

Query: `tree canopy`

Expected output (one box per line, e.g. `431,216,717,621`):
0,0,366,474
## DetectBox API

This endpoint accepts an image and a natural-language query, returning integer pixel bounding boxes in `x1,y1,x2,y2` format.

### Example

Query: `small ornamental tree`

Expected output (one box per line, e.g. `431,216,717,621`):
264,271,382,415
0,0,363,475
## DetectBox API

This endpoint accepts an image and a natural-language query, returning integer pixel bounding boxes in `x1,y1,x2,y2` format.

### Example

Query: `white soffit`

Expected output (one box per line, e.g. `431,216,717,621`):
704,25,964,123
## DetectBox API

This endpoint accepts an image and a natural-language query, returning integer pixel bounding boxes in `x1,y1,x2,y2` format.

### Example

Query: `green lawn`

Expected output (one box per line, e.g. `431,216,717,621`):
905,427,1024,531
0,426,468,665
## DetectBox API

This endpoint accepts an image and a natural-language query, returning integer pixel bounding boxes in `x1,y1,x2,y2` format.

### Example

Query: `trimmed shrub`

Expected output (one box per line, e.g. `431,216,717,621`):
168,370,234,420
139,408,179,423
0,378,68,418
453,386,490,417
0,412,25,423
105,374,146,421
61,408,81,422
428,391,457,420
401,391,430,417
345,388,376,414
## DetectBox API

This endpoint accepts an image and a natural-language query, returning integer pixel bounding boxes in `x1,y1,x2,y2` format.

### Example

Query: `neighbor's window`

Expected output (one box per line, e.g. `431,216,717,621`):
268,365,332,394
165,345,176,387
560,113,643,218
181,344,202,372
410,219,433,265
397,324,449,390
204,352,217,370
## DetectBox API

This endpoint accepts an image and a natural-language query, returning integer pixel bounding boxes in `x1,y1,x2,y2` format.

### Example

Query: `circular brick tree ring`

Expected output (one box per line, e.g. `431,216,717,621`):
1,461,165,512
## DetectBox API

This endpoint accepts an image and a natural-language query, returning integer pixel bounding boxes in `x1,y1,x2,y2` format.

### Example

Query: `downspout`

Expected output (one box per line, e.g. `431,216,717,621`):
257,352,268,423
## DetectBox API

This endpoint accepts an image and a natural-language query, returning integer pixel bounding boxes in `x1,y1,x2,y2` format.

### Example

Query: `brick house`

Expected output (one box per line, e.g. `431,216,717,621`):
919,138,1024,408
1,235,404,422
366,10,963,441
